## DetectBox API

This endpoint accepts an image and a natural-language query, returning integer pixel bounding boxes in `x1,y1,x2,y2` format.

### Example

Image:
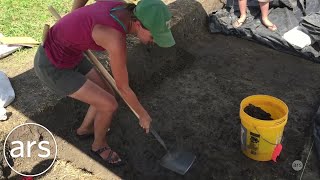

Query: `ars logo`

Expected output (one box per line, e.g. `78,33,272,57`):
3,123,57,177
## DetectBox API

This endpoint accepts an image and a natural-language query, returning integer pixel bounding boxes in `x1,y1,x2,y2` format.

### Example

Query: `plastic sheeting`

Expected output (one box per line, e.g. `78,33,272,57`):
0,71,15,121
300,12,320,43
0,71,15,108
209,0,320,62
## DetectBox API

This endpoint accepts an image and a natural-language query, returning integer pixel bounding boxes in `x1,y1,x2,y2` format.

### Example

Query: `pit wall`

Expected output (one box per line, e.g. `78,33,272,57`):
124,0,223,90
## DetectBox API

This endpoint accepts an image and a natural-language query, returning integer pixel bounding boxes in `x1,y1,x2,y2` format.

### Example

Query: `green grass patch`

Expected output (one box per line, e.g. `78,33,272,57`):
0,0,131,42
0,0,71,42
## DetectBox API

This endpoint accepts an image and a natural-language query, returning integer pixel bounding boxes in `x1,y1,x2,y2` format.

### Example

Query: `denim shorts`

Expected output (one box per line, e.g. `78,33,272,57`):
34,45,93,97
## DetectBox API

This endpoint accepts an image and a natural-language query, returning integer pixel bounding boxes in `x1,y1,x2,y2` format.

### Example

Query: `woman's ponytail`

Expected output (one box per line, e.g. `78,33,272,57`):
126,3,137,19
126,3,136,13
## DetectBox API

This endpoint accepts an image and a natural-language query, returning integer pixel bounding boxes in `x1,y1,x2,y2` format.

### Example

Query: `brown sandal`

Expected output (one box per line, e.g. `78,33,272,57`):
90,146,124,167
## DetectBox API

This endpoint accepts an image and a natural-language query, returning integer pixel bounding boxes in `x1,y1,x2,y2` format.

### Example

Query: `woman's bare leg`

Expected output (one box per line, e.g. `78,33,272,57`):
69,79,120,162
76,105,96,135
76,68,115,136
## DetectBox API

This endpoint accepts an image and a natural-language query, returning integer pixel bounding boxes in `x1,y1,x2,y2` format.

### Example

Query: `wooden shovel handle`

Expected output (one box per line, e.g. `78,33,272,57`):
48,6,140,119
41,24,50,45
84,51,140,118
48,6,62,20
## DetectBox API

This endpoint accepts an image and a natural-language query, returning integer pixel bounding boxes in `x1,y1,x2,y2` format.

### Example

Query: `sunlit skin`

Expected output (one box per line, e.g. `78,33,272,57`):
137,27,154,44
131,20,154,45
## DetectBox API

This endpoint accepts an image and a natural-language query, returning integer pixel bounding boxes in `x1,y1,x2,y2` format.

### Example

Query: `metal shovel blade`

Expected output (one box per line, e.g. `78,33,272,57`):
160,150,196,175
149,127,195,175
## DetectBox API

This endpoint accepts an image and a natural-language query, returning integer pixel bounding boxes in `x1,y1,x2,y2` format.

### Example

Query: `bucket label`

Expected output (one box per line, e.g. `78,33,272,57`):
248,132,260,155
240,125,247,151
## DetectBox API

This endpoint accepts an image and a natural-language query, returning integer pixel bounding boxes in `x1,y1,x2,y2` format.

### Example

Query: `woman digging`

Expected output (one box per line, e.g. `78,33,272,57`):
34,0,175,166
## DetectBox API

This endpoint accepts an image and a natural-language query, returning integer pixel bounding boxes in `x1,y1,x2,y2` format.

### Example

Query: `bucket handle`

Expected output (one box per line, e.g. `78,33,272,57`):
254,126,282,146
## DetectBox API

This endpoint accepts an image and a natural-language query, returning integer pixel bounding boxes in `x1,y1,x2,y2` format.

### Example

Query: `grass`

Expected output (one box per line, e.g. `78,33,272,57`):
0,1,138,179
0,0,73,42
0,0,137,42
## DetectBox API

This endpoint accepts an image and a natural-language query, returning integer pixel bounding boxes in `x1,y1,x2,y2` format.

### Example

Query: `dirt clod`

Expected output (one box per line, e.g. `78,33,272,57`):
244,104,273,120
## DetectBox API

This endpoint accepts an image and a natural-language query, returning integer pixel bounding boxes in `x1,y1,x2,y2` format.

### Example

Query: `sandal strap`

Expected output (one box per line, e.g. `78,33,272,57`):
233,18,246,28
235,20,241,25
267,24,274,28
268,24,277,31
237,19,245,24
95,146,111,154
93,146,121,163
106,150,115,162
105,150,121,162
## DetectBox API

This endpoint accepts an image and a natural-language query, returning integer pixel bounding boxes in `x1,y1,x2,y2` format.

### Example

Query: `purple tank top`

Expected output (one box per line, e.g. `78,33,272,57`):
44,1,126,69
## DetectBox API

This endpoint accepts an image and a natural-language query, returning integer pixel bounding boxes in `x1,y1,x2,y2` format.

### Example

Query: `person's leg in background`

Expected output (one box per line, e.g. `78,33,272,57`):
233,0,248,28
259,0,277,31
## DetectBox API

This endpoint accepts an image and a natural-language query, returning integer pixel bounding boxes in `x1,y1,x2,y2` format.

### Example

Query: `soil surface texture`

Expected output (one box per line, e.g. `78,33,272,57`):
4,33,320,179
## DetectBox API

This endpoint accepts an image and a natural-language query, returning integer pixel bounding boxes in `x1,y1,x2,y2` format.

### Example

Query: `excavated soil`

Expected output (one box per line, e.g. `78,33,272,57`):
3,31,320,179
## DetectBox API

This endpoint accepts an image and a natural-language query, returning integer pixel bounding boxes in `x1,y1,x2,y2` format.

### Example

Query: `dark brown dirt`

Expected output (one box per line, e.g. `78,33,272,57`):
4,33,320,179
244,104,273,120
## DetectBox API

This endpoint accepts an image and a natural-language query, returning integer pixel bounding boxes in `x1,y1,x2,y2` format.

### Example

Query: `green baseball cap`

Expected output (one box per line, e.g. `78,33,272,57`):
134,0,175,48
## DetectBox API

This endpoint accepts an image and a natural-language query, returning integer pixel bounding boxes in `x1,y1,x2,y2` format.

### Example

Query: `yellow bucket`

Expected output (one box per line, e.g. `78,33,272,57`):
240,95,289,161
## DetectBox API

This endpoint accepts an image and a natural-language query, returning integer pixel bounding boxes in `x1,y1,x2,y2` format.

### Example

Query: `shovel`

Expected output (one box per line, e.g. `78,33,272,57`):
149,127,196,175
48,6,196,175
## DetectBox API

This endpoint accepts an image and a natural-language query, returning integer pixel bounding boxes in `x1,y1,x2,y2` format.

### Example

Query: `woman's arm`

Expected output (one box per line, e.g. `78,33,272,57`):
72,0,89,11
92,25,151,132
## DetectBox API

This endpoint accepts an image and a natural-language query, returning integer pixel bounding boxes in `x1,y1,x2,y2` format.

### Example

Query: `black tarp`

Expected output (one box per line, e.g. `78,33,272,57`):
209,0,320,62
315,107,320,160
301,12,320,42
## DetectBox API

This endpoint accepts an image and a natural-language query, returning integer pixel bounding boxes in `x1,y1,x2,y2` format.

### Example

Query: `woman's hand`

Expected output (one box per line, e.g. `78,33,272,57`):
139,112,152,133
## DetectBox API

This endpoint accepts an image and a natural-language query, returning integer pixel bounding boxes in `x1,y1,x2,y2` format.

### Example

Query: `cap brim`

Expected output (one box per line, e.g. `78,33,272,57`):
152,30,175,48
